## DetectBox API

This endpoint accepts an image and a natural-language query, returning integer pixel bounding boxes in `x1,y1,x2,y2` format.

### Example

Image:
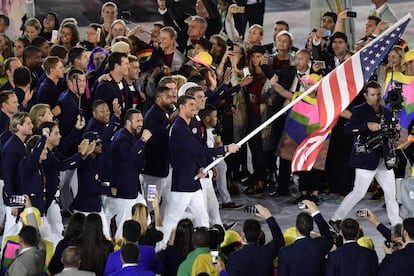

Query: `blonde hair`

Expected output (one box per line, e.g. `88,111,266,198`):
29,103,51,130
249,24,264,36
131,203,148,236
171,75,187,90
106,19,128,45
25,18,42,30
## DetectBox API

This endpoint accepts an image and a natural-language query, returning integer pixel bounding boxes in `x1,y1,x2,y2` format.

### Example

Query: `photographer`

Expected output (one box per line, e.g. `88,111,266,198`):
330,81,402,231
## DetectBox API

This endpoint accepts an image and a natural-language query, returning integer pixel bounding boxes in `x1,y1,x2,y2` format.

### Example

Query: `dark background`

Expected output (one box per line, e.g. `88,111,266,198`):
34,0,409,25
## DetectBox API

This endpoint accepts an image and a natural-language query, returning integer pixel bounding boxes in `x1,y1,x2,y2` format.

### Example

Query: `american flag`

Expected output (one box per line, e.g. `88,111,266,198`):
291,14,412,172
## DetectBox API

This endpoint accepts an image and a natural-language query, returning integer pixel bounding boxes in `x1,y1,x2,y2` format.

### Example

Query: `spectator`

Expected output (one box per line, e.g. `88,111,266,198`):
24,18,42,42
13,37,30,64
110,243,154,276
59,23,80,51
55,246,95,276
325,218,378,275
278,200,334,276
100,2,118,38
40,12,60,41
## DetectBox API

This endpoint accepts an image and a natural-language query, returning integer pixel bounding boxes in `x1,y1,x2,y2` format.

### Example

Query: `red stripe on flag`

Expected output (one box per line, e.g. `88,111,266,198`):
344,61,358,100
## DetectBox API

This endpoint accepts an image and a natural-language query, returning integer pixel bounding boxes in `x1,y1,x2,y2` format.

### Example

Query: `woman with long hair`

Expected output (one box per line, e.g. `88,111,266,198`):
75,213,114,276
158,218,194,276
48,213,86,274
40,12,60,41
59,22,80,50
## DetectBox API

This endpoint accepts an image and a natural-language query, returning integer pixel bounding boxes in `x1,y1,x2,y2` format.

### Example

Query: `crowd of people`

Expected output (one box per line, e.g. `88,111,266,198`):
0,0,414,275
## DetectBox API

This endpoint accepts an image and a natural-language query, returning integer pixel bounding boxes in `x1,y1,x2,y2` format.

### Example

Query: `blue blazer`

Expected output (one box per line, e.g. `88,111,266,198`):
17,135,47,214
345,102,393,170
278,213,334,276
143,104,171,177
227,217,285,276
93,78,133,115
71,155,111,212
325,241,378,276
378,243,414,275
104,245,163,276
2,134,27,206
169,116,225,192
84,115,121,182
111,128,146,198
109,265,154,276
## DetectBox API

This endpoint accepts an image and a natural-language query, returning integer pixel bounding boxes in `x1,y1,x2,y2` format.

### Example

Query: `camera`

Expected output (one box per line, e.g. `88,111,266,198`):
386,82,403,111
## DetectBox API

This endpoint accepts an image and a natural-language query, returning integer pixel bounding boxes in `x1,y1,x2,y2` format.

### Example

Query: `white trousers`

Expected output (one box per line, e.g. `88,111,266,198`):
200,176,223,226
332,159,402,226
73,208,111,238
0,180,6,226
45,201,64,245
161,190,208,249
113,193,146,239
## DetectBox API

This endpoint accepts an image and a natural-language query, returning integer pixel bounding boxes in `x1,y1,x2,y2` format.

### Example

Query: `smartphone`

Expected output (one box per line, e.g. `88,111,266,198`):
242,67,250,77
298,202,307,209
51,30,58,42
356,209,368,217
210,250,219,264
226,39,234,51
10,195,25,208
314,60,326,69
346,11,357,18
324,29,332,37
96,28,101,42
147,184,157,201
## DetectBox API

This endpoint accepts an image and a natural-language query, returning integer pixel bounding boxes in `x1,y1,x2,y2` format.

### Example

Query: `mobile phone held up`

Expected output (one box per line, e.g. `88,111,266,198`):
356,209,368,217
147,185,157,201
347,11,357,18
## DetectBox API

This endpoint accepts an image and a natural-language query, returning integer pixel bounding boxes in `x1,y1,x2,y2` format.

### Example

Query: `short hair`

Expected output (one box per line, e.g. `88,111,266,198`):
243,219,261,243
24,17,42,30
49,44,69,59
403,218,414,240
276,30,293,48
92,100,107,112
185,86,204,97
10,112,29,133
102,1,118,12
296,212,313,236
128,54,138,64
0,90,15,106
61,246,81,267
199,103,216,119
13,66,31,87
158,76,176,87
155,86,171,99
23,46,42,63
275,20,289,31
121,243,140,264
108,52,128,71
160,26,177,38
192,227,210,247
122,220,141,242
43,56,61,75
31,36,48,48
38,121,58,134
249,24,264,36
19,225,38,246
177,95,195,107
392,223,402,238
124,108,141,123
340,218,360,240
68,47,86,65
4,57,20,71
367,15,381,25
323,12,338,24
66,68,85,82
25,134,41,154
364,80,381,94
189,15,208,30
296,48,311,59
0,15,10,26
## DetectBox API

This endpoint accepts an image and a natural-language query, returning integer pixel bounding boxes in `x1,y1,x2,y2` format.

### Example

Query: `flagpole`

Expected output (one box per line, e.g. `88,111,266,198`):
195,81,321,179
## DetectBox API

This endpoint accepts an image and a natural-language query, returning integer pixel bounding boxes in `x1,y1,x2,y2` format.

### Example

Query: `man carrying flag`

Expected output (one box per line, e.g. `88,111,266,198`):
290,15,411,230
